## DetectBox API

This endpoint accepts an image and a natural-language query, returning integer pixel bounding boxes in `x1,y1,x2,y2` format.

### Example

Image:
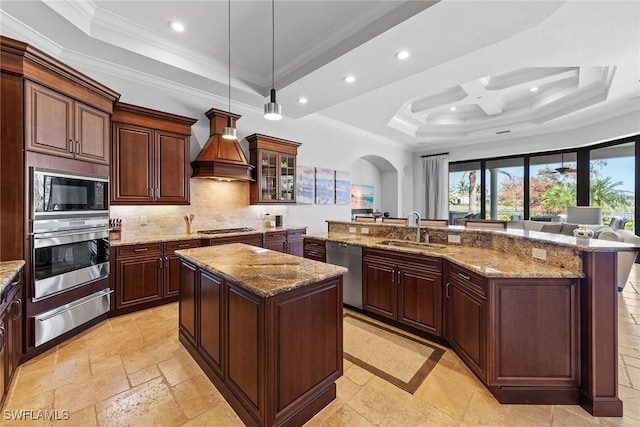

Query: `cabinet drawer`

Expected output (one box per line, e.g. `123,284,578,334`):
286,229,305,241
449,264,486,297
265,231,286,242
117,243,163,258
165,239,201,253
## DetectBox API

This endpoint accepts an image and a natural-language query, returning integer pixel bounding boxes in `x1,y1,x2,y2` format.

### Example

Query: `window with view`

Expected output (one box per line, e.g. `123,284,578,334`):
484,157,524,220
529,153,577,221
448,161,481,225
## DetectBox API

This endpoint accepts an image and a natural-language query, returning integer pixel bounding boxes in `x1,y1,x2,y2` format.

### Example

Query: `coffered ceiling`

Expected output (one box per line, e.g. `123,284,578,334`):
1,0,638,151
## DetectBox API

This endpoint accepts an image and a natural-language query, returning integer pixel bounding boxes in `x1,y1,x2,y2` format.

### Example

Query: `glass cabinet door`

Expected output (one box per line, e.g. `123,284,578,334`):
260,151,278,201
279,154,295,202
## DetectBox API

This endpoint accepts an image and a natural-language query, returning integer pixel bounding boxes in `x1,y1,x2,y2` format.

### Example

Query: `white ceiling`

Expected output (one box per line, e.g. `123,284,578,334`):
1,0,639,152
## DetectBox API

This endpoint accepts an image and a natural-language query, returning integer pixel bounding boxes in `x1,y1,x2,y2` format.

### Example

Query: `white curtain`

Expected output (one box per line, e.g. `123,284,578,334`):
422,154,449,219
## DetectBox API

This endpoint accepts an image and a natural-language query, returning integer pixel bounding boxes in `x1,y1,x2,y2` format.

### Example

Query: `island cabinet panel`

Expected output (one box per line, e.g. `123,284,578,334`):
198,271,223,373
179,260,197,346
487,278,579,389
447,265,487,381
227,286,262,413
272,281,340,412
397,265,442,336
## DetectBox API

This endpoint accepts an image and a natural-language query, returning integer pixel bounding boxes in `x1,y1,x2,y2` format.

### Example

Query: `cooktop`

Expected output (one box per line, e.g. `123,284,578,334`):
197,227,255,235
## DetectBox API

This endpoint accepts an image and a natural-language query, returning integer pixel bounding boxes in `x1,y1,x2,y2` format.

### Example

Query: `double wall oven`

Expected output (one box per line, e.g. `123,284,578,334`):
30,169,112,347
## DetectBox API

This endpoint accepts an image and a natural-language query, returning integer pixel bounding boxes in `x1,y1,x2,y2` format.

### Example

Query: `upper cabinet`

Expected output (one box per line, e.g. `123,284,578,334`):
247,133,301,204
24,80,111,164
111,103,197,205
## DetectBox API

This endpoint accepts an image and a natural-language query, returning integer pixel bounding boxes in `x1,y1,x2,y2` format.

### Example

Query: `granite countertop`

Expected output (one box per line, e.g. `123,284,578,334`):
306,232,584,279
176,243,347,297
110,225,307,247
0,260,25,295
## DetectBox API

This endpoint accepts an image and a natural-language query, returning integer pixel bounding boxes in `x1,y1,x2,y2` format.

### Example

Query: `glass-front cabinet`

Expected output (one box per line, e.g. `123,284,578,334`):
247,133,301,204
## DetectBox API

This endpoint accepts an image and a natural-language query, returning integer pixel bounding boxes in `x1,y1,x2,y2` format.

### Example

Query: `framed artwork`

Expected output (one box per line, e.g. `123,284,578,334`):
296,165,315,204
335,170,350,205
351,184,374,209
315,168,335,204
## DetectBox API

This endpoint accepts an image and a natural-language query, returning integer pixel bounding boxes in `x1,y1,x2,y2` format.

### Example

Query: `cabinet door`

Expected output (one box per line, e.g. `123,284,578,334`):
156,131,190,204
179,261,197,345
116,256,163,308
449,283,485,379
198,271,223,374
112,124,155,203
398,267,442,336
74,102,110,164
278,153,296,203
264,232,286,252
8,288,22,385
363,258,397,320
286,229,304,257
24,80,74,158
257,150,279,203
165,240,201,297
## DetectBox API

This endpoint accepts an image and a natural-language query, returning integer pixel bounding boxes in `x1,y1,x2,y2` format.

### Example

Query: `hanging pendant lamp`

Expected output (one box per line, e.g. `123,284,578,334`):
222,0,237,140
264,0,282,120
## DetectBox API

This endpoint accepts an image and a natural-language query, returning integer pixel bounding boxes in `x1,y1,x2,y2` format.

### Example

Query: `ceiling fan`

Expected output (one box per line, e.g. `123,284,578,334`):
538,154,577,175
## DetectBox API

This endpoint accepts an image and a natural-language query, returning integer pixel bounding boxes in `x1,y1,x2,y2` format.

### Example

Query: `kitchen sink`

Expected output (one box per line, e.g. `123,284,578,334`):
378,240,445,251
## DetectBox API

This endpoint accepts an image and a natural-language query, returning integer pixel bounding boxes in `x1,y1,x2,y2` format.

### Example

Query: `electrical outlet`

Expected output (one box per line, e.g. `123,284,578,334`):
139,215,147,225
532,248,547,260
448,234,461,244
256,211,262,219
361,227,369,234
348,227,356,233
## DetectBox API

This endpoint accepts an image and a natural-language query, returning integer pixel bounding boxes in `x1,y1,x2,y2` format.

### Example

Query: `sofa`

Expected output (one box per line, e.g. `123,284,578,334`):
507,220,639,291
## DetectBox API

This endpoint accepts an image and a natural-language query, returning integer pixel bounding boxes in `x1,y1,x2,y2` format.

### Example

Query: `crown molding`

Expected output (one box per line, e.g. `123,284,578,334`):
306,113,407,150
42,0,96,35
0,10,63,58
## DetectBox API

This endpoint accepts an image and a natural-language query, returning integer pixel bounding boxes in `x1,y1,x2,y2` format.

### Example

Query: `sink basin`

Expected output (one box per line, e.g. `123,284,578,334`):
378,240,445,251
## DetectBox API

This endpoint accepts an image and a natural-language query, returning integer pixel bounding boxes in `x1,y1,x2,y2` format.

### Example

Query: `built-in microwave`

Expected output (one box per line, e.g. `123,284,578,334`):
32,169,108,219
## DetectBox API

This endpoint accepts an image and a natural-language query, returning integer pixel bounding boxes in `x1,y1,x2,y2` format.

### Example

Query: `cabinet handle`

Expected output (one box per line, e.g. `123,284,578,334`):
457,272,471,281
148,188,153,198
0,327,4,351
157,258,162,269
12,298,21,319
165,256,169,268
68,139,74,153
445,282,450,299
397,269,401,285
10,277,20,288
391,268,395,283
75,140,81,154
178,244,190,248
134,248,148,252
155,188,159,199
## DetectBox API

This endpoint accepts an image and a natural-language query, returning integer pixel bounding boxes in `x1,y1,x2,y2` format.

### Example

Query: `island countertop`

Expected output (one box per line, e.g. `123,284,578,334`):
176,243,347,297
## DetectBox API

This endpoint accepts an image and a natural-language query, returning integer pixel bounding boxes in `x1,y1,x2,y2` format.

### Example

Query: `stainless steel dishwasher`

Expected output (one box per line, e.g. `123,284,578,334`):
325,242,363,309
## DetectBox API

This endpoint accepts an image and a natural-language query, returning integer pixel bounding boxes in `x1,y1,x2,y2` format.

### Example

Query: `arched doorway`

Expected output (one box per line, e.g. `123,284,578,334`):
351,155,399,217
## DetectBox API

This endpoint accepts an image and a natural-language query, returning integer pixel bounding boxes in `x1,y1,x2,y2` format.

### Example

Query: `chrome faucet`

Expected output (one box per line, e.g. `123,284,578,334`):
407,211,421,242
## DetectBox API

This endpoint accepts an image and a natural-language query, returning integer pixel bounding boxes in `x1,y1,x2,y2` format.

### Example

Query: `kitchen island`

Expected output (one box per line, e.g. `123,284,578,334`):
175,243,346,427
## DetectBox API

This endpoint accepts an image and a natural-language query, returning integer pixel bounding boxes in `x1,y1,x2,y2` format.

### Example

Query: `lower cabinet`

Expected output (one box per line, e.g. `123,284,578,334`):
303,238,326,262
264,228,305,256
113,239,200,313
363,248,443,336
178,259,342,426
0,268,22,407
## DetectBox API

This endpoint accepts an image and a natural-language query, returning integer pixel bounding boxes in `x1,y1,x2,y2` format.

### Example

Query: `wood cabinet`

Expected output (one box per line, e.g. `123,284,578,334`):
205,234,263,248
264,229,306,256
303,238,326,262
113,239,200,314
363,248,443,336
178,258,342,427
111,103,197,205
446,264,487,380
247,134,301,204
24,80,111,165
0,267,22,408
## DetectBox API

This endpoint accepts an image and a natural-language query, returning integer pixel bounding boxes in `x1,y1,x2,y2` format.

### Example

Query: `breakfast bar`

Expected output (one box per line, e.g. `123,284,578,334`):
175,243,347,427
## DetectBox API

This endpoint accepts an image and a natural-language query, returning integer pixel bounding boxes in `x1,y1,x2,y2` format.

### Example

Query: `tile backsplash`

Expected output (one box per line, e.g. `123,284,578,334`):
109,180,287,237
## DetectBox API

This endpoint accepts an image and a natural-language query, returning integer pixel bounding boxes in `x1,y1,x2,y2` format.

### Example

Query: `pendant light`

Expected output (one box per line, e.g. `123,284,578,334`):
222,0,237,140
263,0,282,120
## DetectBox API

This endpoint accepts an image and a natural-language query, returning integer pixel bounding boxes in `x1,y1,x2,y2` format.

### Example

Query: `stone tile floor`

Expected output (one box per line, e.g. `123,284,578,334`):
4,265,640,426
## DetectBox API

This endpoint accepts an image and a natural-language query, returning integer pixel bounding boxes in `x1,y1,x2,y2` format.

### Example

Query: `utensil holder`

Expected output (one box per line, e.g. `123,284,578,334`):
186,223,192,234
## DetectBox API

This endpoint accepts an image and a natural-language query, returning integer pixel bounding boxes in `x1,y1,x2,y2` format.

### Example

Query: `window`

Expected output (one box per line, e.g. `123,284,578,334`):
590,142,635,228
529,153,577,220
448,161,481,225
485,157,524,220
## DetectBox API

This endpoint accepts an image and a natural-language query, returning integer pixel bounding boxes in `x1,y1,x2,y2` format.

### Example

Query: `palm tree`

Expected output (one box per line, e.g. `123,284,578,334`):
541,182,576,214
590,177,629,210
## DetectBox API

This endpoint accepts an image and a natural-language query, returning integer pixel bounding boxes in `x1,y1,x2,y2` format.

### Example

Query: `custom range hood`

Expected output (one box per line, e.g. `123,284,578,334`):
191,108,255,181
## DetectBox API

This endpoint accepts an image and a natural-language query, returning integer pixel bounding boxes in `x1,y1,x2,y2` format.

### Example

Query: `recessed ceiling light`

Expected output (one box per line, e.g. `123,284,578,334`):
530,86,538,92
395,50,410,60
450,107,457,112
297,97,308,104
169,21,185,32
343,75,356,84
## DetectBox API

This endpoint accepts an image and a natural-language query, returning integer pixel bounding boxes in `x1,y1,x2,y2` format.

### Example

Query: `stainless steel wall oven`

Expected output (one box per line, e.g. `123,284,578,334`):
30,168,112,347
